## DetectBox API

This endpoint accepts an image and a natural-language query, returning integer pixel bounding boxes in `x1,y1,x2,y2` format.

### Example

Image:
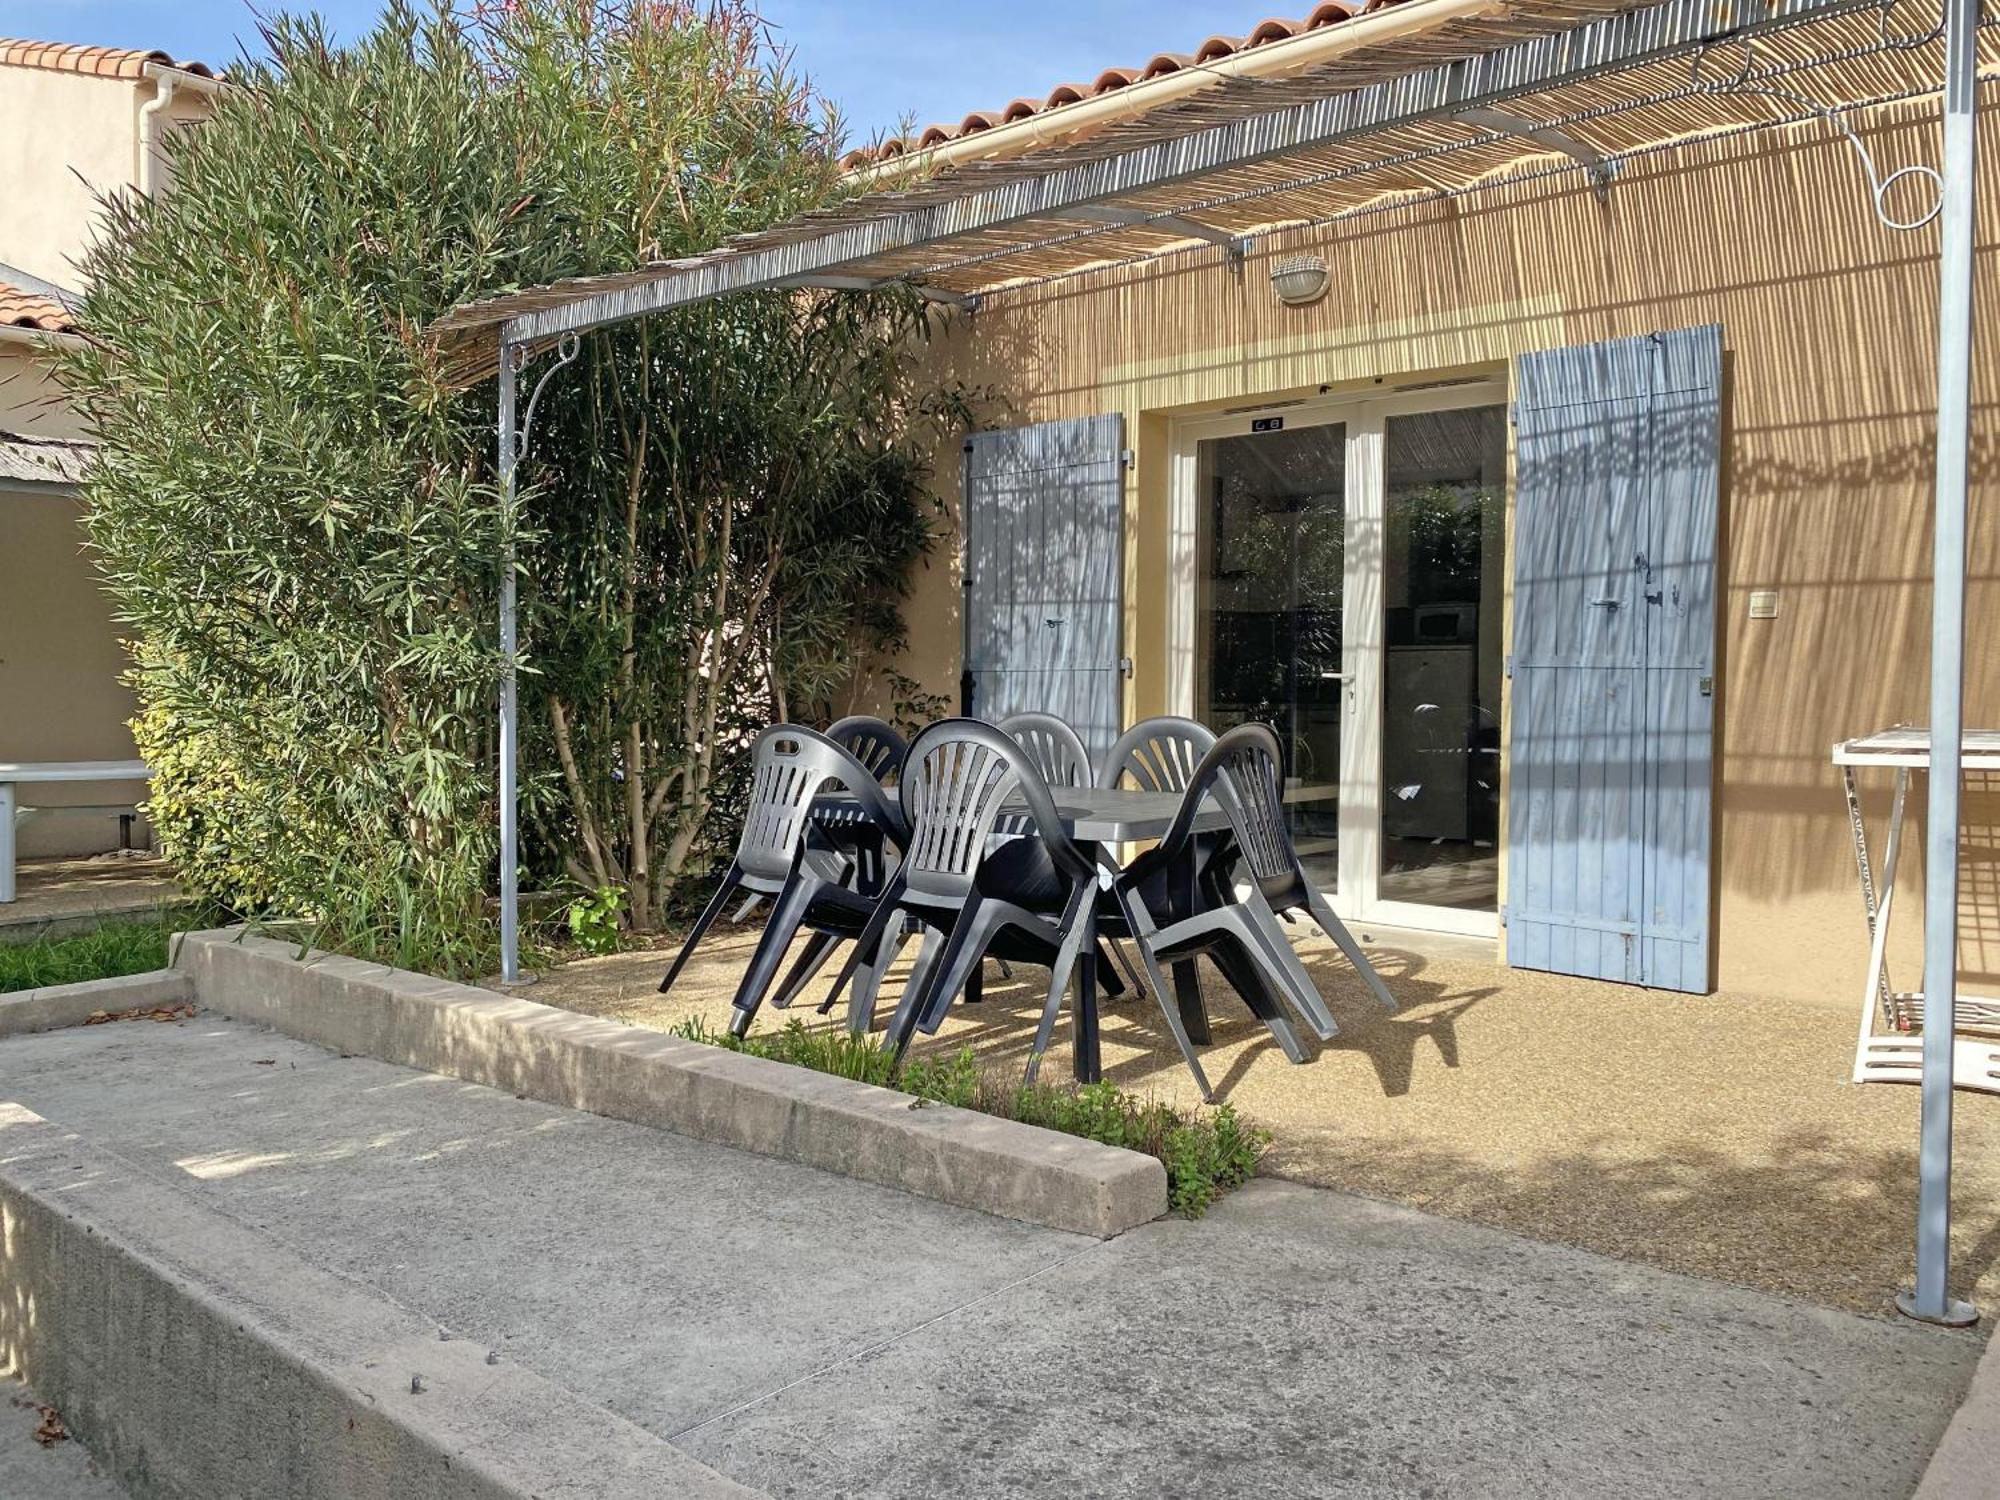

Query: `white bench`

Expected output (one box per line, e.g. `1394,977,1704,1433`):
0,760,151,904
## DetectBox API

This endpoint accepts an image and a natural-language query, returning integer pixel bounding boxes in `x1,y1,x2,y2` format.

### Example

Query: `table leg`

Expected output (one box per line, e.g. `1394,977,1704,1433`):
0,782,14,904
1844,765,1895,1018
1855,771,1907,1080
1071,851,1101,1084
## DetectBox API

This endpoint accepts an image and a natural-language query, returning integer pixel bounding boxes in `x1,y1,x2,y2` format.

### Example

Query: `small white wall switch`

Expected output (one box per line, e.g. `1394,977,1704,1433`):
1748,590,1779,620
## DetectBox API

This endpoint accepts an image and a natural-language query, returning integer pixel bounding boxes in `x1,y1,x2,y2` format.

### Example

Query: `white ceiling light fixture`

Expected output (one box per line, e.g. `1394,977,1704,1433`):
1270,253,1331,307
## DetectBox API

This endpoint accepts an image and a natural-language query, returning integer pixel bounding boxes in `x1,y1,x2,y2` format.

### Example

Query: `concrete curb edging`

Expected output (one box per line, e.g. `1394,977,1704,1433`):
0,1105,763,1500
1915,1322,2000,1497
0,967,193,1039
174,929,1168,1238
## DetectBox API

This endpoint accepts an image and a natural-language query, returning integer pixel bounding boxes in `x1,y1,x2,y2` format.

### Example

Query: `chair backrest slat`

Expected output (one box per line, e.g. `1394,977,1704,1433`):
1100,716,1216,793
997,713,1092,790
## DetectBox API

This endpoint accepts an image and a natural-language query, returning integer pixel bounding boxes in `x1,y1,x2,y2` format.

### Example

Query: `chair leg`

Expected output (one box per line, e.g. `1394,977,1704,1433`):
1025,886,1095,1085
1236,898,1342,1042
728,874,822,1038
730,893,762,923
771,930,840,1010
845,922,907,1037
659,867,740,994
1208,938,1309,1063
1305,888,1397,1011
1107,937,1148,999
886,919,970,1059
813,876,907,1017
965,962,984,1005
1094,942,1128,999
916,903,1011,1038
1109,887,1213,1102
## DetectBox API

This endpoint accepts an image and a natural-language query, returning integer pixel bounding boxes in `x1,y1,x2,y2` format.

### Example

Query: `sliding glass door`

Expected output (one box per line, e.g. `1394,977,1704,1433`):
1193,422,1346,889
1177,383,1505,937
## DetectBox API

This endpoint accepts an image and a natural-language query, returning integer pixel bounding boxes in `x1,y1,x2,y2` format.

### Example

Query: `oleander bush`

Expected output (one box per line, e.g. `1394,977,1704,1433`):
65,1,968,974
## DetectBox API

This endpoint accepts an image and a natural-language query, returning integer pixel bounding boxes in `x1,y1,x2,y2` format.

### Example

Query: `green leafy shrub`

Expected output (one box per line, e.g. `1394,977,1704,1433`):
65,1,972,974
565,886,628,956
672,1017,1270,1217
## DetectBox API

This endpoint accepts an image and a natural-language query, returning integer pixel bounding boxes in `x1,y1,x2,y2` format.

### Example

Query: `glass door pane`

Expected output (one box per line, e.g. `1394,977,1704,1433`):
1194,422,1346,889
1379,405,1507,911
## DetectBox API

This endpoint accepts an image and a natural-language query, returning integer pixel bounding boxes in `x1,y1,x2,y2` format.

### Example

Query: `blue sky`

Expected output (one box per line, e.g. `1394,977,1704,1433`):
1,2,1294,146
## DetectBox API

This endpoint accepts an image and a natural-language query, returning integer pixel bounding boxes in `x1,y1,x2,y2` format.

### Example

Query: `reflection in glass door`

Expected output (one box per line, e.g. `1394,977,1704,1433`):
1194,423,1346,889
1379,407,1507,912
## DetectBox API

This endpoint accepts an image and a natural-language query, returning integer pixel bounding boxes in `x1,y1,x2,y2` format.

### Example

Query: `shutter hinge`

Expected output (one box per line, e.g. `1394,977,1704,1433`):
1118,656,1134,679
1504,653,1514,680
1508,402,1518,428
1499,903,1509,928
963,438,975,453
1120,448,1135,470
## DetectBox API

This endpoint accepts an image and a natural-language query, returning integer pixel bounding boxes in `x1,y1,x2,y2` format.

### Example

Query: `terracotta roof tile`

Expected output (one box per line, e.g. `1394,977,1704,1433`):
0,280,75,334
846,0,1375,165
0,37,218,82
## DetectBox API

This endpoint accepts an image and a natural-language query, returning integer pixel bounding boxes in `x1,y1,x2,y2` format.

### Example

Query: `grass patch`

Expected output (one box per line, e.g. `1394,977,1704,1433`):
671,1016,1269,1218
0,916,190,994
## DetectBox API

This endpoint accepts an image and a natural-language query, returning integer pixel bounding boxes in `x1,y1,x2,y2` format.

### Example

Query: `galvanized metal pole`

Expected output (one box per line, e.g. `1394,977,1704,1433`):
497,340,522,986
1898,0,1980,1328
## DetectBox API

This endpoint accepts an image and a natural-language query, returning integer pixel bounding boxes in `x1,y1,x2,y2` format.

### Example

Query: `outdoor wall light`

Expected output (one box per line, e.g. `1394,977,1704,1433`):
1270,253,1331,307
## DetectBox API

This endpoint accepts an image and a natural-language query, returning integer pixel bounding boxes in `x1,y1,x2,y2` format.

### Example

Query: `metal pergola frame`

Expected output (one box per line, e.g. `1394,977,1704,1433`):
449,0,1983,1324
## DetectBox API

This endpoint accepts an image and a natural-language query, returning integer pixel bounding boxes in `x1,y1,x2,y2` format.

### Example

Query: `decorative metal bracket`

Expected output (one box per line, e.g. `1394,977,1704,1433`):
1690,1,1946,231
513,331,582,456
1456,105,1620,200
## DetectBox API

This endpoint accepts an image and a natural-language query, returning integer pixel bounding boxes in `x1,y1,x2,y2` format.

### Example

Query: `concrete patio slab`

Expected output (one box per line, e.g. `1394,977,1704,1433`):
0,855,180,943
0,1017,1982,1499
0,1378,131,1500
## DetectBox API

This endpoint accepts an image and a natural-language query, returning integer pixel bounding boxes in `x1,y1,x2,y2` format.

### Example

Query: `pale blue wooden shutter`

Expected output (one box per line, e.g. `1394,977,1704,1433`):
1508,327,1720,991
963,415,1125,758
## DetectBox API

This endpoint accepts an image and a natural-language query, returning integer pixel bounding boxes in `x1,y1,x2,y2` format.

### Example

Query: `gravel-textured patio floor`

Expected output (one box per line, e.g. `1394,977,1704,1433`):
526,922,2000,1319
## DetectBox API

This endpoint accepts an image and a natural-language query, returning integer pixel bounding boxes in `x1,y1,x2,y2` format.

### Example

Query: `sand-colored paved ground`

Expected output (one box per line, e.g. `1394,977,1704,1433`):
530,921,2000,1318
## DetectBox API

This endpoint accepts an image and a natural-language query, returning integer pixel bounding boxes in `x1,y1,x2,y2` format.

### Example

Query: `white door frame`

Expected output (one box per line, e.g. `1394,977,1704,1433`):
1168,379,1507,939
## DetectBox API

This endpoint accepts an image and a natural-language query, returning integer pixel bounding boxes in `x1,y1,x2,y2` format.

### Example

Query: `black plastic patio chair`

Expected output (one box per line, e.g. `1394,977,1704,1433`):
658,725,904,1031
819,719,1174,1072
1084,724,1394,1075
729,715,906,926
1095,715,1219,1025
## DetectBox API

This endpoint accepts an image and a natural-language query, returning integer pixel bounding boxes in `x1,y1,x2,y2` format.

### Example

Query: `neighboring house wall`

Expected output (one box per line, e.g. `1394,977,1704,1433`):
0,49,215,859
0,478,145,856
0,62,209,286
0,340,86,440
908,94,2000,1006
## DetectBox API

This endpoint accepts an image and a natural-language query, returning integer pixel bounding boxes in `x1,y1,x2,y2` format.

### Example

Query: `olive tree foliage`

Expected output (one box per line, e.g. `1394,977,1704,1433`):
66,0,964,963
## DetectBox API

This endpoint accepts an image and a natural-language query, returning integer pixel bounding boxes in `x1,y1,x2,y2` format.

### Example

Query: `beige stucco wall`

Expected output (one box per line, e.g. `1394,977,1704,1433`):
0,65,207,287
0,484,144,856
904,94,2000,1005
